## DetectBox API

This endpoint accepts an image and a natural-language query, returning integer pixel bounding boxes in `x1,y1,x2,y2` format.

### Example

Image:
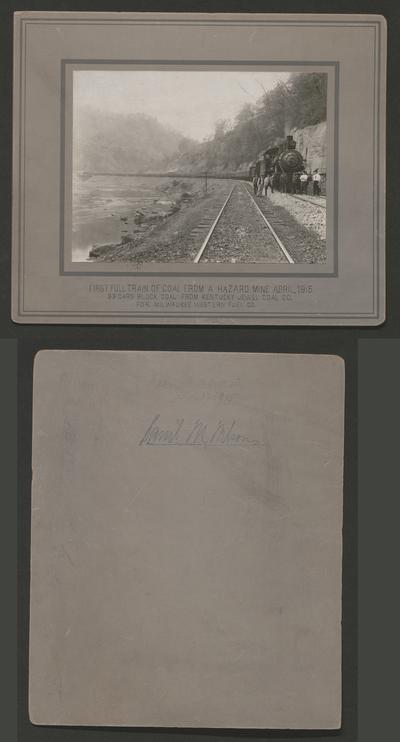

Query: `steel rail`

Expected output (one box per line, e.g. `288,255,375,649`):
241,183,295,264
193,185,236,264
289,193,326,210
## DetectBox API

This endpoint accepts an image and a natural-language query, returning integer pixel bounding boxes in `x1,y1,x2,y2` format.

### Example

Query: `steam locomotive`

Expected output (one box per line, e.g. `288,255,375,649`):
249,135,305,193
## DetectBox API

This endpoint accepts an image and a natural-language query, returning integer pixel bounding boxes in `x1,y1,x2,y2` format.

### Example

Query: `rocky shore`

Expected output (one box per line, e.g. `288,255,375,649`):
89,179,199,259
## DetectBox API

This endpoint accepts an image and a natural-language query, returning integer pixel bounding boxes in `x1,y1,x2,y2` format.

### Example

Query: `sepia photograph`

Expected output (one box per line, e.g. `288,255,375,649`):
72,69,328,265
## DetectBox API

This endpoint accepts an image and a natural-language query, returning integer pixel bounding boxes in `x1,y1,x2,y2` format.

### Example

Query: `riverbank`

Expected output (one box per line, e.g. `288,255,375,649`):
89,178,198,258
89,179,234,263
72,175,210,261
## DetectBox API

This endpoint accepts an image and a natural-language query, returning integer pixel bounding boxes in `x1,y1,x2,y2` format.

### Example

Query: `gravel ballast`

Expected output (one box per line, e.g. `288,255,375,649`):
201,185,287,263
267,191,326,241
243,186,327,263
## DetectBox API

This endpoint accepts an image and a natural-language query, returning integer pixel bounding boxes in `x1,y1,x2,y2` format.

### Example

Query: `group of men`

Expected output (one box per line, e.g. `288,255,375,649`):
253,174,274,197
300,169,322,196
252,169,322,198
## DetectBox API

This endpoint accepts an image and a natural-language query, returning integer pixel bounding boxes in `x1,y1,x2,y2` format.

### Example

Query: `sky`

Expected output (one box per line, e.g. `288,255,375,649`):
73,70,291,141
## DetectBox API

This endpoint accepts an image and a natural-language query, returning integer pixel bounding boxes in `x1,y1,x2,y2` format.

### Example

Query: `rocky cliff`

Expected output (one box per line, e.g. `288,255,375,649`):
289,121,327,174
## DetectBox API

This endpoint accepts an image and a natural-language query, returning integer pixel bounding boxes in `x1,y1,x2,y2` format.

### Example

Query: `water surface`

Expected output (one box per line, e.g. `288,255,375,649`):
72,174,183,261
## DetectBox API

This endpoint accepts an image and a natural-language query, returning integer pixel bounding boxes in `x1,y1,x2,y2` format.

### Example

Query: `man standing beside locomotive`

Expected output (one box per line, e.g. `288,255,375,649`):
293,172,301,194
312,169,322,196
300,171,308,194
263,174,273,196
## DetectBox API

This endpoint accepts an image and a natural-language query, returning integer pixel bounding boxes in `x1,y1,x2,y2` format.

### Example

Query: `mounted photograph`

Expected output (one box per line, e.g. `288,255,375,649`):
71,69,328,266
12,12,385,324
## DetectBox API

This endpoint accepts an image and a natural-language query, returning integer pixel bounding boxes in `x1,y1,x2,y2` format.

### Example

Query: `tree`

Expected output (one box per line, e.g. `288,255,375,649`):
286,73,327,128
214,119,229,139
234,103,255,126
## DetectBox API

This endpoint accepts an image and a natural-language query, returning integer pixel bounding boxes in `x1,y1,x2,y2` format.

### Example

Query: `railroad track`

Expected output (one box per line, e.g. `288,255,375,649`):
193,182,294,264
241,184,294,263
193,186,235,263
288,193,326,210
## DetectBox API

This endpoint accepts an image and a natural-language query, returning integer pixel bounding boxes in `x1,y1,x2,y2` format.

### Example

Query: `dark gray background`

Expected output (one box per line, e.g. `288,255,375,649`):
1,0,399,740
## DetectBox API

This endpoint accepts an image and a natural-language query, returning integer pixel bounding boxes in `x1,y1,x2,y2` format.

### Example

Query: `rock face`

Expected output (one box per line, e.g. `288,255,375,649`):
289,122,327,174
235,122,327,177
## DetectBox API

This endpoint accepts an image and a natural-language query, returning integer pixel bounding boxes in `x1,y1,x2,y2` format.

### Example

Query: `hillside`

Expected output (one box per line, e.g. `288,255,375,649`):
73,108,194,174
167,72,327,175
